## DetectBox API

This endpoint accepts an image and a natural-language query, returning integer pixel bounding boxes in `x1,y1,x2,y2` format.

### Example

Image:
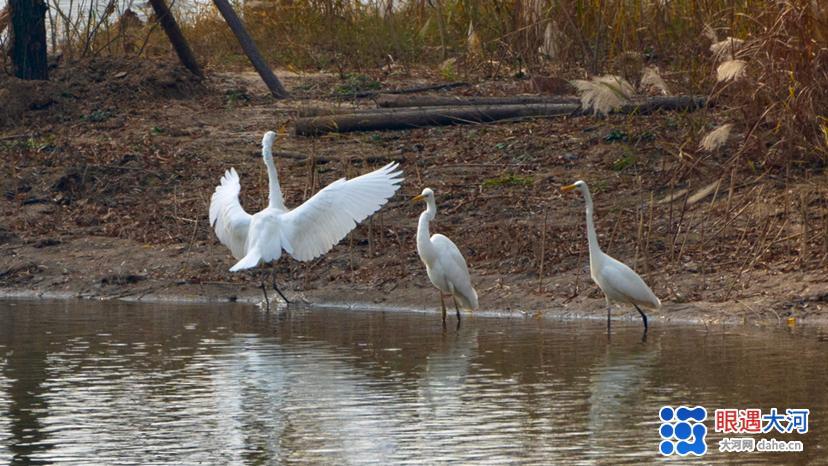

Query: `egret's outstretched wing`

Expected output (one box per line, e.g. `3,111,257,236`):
432,234,478,310
599,257,661,309
279,162,403,261
209,168,252,260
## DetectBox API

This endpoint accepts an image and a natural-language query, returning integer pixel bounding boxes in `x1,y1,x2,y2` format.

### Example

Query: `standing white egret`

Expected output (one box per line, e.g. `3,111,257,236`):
209,131,403,307
561,180,660,333
413,188,478,325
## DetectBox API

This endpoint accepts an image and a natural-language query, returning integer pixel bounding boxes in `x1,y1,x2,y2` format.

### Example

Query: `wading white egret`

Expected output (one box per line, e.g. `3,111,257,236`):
209,131,403,307
561,180,660,333
413,188,478,325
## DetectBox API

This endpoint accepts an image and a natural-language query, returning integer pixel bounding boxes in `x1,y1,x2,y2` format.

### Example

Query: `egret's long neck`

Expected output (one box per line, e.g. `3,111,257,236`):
262,146,285,210
583,187,603,263
417,199,437,263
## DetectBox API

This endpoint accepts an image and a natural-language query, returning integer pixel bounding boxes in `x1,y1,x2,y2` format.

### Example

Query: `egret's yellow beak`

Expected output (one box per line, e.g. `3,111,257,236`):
276,126,288,140
411,194,426,203
560,184,578,192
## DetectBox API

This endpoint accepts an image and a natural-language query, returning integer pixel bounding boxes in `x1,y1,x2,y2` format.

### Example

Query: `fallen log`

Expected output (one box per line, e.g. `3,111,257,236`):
300,94,577,116
298,104,472,118
335,81,468,99
375,94,580,108
295,96,706,136
297,106,378,118
300,94,701,117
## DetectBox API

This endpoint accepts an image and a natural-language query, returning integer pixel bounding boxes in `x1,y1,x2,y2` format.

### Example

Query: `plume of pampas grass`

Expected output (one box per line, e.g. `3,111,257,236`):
639,66,670,95
467,22,482,56
417,17,432,40
571,75,635,116
439,57,457,74
702,23,718,43
523,0,546,25
612,51,644,82
699,123,734,151
539,21,562,60
710,37,744,62
716,59,747,82
811,0,827,23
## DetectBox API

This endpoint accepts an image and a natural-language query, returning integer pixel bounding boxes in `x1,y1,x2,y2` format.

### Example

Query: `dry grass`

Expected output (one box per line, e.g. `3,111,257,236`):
19,0,823,170
709,1,828,169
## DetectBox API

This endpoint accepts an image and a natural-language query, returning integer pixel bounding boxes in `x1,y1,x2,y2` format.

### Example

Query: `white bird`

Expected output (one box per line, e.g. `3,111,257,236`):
561,180,660,333
413,188,478,325
209,131,403,307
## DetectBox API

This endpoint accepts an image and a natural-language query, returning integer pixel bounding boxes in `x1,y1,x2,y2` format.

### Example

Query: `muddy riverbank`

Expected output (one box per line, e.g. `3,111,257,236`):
1,59,826,326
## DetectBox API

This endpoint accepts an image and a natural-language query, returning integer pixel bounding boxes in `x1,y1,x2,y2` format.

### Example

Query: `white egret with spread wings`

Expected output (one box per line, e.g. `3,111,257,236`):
209,131,403,307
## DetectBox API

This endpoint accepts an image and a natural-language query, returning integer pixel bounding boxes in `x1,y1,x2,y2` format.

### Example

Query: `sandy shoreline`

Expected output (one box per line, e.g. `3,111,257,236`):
3,267,826,328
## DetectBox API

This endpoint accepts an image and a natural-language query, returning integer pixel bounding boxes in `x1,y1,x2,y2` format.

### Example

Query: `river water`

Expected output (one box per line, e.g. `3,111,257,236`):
0,299,826,464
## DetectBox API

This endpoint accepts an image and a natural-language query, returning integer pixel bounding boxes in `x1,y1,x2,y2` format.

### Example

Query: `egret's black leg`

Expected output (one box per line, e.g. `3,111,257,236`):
452,296,462,331
607,306,611,334
270,268,291,304
634,304,649,334
452,296,462,323
260,277,270,311
440,294,447,325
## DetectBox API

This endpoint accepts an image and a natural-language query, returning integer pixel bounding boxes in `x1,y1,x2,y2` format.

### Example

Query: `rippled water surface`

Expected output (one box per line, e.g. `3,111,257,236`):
0,300,827,464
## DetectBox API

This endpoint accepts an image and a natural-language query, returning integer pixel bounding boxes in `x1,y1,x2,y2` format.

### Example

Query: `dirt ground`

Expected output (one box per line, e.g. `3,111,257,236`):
1,58,826,326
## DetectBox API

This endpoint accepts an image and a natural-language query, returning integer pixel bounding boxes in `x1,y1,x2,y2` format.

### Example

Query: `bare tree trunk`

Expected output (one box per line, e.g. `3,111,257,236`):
9,0,49,80
147,0,203,78
211,0,289,98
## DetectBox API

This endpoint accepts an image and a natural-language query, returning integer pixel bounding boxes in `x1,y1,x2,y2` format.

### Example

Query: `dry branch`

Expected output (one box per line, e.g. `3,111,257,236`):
295,96,706,136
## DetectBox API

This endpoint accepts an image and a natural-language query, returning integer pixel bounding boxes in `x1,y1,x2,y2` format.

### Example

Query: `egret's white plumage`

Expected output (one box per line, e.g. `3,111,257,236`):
209,131,403,279
413,188,478,323
561,180,660,331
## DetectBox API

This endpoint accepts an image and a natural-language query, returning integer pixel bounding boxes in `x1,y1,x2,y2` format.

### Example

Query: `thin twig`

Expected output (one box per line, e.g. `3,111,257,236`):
537,207,548,293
